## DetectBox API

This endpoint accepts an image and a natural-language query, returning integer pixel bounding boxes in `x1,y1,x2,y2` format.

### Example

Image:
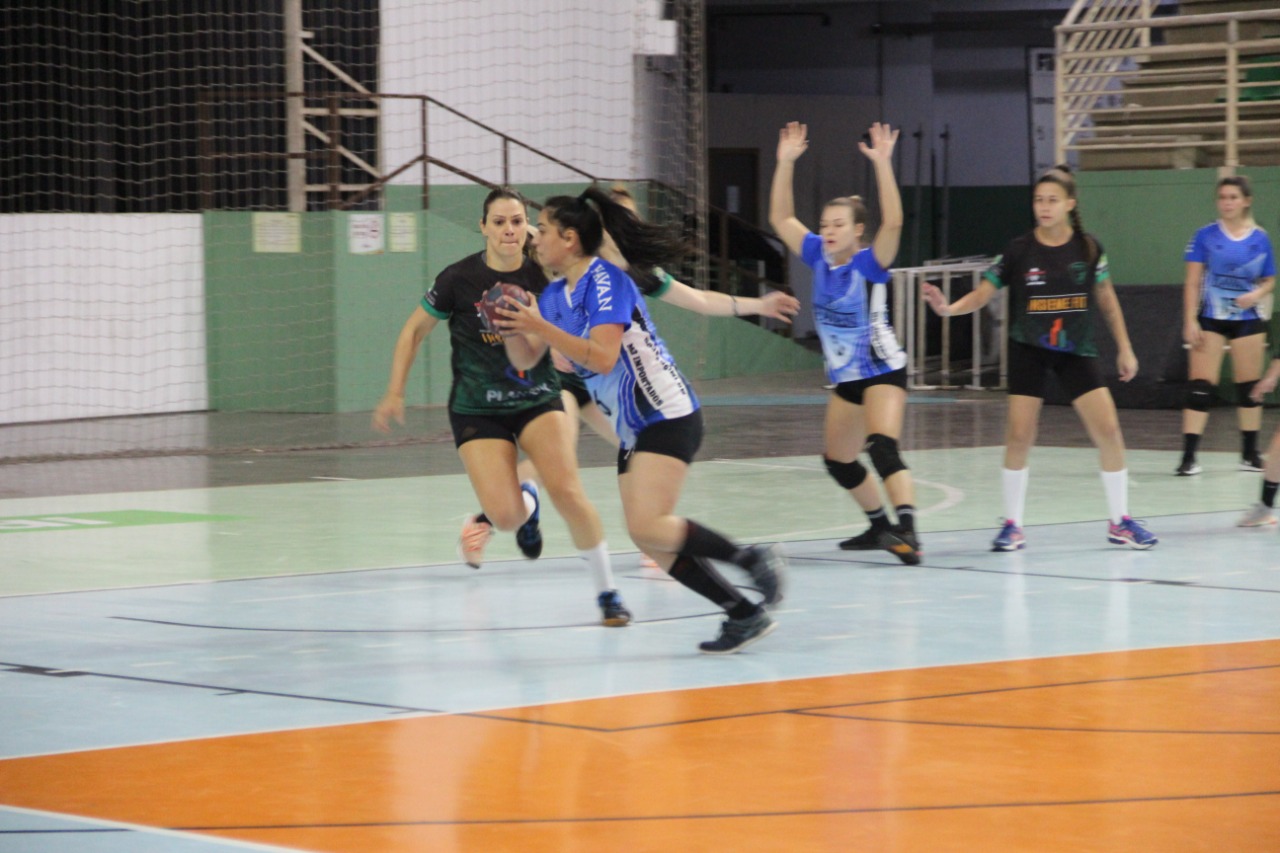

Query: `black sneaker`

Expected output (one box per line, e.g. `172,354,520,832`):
880,527,922,566
698,609,777,655
838,526,884,550
1240,453,1265,472
598,589,632,627
515,481,543,559
1175,458,1202,476
742,544,787,607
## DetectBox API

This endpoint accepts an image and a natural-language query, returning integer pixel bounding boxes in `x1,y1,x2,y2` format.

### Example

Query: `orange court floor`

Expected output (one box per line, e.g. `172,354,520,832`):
1,640,1278,852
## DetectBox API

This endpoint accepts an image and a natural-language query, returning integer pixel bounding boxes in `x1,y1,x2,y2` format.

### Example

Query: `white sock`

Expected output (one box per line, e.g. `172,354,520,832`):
521,483,537,522
580,541,614,593
1002,467,1029,527
1101,468,1127,525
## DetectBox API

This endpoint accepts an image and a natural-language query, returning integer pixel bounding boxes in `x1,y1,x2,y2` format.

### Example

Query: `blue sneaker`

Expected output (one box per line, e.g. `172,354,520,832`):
991,519,1026,552
597,589,632,627
515,481,543,559
1107,516,1157,550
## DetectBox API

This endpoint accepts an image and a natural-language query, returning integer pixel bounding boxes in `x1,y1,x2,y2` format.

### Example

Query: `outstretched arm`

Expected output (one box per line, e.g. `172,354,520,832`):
372,306,438,433
860,122,903,270
768,122,812,256
921,280,997,318
659,276,801,323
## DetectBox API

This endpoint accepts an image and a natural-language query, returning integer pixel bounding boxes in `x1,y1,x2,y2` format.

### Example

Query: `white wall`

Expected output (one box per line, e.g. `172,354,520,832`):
0,214,207,424
380,0,677,187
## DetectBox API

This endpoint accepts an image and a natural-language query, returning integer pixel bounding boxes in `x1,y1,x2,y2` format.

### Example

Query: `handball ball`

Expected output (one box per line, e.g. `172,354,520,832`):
479,282,531,334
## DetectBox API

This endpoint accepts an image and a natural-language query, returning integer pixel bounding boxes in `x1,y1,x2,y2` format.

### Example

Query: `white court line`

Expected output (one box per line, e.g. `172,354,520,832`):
235,583,441,604
706,459,965,518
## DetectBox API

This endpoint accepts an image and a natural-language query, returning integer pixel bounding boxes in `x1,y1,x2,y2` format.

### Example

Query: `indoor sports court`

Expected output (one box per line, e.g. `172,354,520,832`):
5,0,1280,851
3,374,1279,852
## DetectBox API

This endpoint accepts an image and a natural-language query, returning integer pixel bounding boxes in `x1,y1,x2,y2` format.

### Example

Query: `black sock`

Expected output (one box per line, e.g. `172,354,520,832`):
895,505,916,533
681,520,745,565
1243,430,1259,459
668,555,754,618
1263,480,1279,509
865,506,891,531
1181,433,1200,461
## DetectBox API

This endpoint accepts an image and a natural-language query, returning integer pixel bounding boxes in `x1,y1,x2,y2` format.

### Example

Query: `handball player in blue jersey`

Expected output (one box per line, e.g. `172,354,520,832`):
498,188,788,655
1177,176,1276,477
769,120,922,565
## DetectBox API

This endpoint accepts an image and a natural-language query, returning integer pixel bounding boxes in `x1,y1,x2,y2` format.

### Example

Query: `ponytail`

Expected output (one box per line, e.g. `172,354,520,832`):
543,186,687,272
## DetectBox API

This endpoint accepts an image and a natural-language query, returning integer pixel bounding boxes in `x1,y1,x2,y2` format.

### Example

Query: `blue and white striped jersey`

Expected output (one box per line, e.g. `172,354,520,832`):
539,257,698,450
1185,222,1276,321
802,233,906,383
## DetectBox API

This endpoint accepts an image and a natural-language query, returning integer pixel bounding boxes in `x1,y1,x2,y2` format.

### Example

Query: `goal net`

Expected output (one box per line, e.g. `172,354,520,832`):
1,0,706,479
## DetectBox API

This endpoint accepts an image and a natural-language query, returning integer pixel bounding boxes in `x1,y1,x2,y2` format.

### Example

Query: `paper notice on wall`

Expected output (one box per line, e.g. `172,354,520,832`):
348,213,385,255
388,212,418,253
252,212,302,253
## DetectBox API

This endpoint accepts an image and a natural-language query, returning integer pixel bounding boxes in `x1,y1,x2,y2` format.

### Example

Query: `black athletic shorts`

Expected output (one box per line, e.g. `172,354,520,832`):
833,367,908,405
617,410,704,475
1006,340,1104,401
559,370,593,408
448,399,565,448
1197,316,1267,339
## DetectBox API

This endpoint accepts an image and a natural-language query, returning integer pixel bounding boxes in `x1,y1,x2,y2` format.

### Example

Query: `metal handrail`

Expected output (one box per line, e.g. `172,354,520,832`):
197,88,790,302
1055,4,1280,170
892,259,1003,391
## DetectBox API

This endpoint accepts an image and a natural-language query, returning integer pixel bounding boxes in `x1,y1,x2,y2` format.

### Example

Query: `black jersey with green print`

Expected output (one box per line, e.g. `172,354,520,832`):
983,231,1108,358
421,252,560,415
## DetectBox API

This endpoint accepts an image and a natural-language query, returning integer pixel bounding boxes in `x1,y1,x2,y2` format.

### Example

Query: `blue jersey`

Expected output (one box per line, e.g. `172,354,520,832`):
802,234,907,383
539,258,698,450
1184,222,1276,321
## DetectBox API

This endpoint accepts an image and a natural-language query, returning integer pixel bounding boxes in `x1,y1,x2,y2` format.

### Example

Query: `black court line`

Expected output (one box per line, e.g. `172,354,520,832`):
791,710,1280,736
0,662,442,715
796,552,1280,595
2,789,1270,835
461,659,1280,734
110,610,724,634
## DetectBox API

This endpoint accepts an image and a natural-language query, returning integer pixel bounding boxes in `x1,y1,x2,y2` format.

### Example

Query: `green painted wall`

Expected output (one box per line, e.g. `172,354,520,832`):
1078,167,1280,286
205,183,820,415
204,212,337,413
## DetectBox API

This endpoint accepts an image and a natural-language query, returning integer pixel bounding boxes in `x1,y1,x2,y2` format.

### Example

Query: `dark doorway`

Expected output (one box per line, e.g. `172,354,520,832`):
709,147,759,224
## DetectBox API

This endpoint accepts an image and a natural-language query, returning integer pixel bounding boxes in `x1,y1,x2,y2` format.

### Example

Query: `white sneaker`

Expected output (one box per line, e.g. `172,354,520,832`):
457,515,493,568
1237,502,1278,528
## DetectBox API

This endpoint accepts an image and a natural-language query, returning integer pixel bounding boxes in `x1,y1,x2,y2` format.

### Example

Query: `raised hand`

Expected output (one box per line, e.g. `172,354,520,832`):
777,122,809,164
858,122,899,164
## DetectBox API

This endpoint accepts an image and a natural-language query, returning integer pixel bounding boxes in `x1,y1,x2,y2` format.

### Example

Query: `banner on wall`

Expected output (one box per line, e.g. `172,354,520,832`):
348,213,385,255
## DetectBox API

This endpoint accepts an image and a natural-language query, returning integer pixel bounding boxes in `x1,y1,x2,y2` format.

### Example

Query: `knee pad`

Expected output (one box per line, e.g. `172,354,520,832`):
1186,379,1215,413
1236,380,1261,408
823,456,868,491
866,433,907,479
